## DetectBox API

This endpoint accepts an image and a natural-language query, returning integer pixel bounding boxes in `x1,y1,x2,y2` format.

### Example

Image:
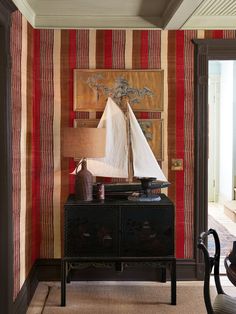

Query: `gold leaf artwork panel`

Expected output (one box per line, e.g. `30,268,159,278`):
74,70,163,111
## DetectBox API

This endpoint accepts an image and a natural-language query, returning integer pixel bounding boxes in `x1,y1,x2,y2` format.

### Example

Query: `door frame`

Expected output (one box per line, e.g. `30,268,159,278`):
193,39,236,278
0,1,16,313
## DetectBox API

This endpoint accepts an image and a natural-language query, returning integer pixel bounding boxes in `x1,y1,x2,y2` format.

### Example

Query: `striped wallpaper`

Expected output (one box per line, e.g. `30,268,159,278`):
10,11,236,299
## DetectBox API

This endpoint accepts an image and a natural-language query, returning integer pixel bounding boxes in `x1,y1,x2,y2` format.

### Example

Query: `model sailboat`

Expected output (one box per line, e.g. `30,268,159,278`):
82,97,169,200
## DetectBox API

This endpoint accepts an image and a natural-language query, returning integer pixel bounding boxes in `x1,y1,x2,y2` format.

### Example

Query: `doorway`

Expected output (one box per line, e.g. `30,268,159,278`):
208,60,236,261
193,39,236,279
208,60,235,204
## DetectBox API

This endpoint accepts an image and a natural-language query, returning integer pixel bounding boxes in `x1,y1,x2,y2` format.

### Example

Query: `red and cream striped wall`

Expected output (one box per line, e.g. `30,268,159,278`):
10,10,236,299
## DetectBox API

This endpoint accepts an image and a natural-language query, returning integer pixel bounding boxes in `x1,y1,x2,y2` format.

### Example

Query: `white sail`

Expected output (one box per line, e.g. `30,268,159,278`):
86,97,129,178
76,97,167,182
128,104,167,181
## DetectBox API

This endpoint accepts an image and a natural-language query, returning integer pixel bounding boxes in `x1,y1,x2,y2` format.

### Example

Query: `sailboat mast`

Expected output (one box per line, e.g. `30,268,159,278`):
124,99,134,182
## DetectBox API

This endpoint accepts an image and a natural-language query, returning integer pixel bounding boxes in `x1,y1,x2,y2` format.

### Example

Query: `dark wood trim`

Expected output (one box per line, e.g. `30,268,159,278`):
176,259,198,280
0,1,17,313
0,0,16,24
13,262,38,314
193,39,236,279
37,259,62,281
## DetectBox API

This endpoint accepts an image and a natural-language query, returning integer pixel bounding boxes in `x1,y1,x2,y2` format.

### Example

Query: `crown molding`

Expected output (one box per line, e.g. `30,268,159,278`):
34,15,162,29
10,0,236,30
163,0,205,29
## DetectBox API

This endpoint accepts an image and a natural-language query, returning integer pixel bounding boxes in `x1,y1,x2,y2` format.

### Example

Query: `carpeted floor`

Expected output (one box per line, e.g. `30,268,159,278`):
27,282,216,314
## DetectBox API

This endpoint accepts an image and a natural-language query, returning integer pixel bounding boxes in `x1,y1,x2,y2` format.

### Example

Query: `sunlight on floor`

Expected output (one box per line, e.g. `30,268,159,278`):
208,202,236,237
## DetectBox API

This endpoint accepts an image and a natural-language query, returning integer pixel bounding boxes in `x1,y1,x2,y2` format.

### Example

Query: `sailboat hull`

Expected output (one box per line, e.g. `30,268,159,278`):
93,180,170,200
128,194,161,202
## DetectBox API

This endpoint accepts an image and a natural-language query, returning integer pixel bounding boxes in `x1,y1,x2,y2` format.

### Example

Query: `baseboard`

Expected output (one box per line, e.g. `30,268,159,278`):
37,258,62,281
13,262,38,314
13,258,199,313
37,258,198,281
176,259,198,280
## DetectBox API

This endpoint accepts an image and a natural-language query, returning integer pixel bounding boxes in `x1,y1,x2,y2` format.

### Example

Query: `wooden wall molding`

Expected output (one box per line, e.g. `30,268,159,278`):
13,263,38,314
0,1,17,313
193,39,236,279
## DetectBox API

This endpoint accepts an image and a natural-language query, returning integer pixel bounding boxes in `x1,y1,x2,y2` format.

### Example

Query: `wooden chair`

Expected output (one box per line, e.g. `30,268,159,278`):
198,228,236,314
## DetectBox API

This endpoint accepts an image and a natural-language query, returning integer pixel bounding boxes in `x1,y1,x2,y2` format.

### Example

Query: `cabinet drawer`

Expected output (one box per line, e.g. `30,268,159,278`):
64,205,119,257
121,205,174,257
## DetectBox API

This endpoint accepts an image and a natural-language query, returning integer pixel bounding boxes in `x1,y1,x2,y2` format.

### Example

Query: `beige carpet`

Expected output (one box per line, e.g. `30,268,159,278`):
27,282,216,314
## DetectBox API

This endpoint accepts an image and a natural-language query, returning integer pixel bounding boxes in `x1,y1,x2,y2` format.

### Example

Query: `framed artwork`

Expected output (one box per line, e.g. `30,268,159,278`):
138,119,163,161
74,69,164,112
74,118,163,161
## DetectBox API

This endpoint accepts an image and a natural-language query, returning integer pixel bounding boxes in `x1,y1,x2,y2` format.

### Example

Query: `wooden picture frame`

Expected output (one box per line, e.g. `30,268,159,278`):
138,119,163,161
74,118,163,161
74,69,164,112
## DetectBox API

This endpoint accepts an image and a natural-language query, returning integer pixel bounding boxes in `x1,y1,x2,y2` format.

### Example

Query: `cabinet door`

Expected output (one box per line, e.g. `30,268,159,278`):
121,204,174,257
65,205,118,257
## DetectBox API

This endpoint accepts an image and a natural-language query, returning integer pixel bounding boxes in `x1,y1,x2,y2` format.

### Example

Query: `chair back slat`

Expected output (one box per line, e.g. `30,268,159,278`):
198,229,225,314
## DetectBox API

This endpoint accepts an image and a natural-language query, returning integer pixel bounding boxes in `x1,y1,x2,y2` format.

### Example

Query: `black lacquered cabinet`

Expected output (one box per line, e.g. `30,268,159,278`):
64,194,174,258
62,194,176,306
121,204,174,257
65,205,119,257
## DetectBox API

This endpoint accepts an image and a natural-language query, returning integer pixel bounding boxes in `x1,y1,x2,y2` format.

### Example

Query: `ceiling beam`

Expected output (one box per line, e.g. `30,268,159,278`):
182,16,236,30
162,0,205,29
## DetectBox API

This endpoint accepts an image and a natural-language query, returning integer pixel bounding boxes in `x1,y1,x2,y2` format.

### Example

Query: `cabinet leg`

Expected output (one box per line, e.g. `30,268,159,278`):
170,260,176,305
160,267,166,282
61,259,66,306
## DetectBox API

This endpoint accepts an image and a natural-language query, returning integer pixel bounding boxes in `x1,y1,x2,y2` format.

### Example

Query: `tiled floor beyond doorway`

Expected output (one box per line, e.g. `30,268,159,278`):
208,202,236,238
